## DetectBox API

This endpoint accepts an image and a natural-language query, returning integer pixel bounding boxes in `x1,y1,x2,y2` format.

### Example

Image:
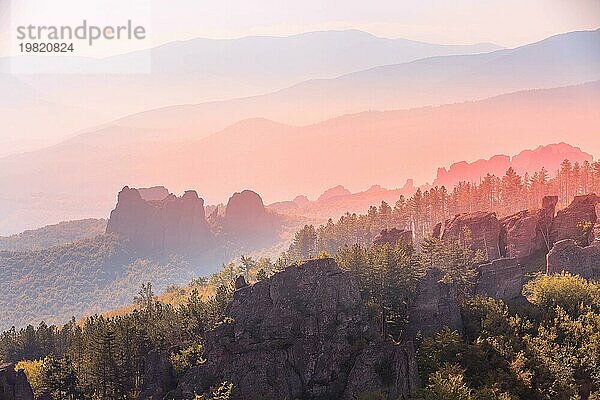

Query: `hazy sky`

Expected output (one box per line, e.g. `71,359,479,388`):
0,0,599,57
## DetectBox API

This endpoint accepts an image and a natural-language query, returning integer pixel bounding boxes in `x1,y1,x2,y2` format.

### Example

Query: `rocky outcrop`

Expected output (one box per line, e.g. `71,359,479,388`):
441,212,505,261
137,186,169,201
546,239,600,280
474,258,525,302
267,195,310,214
0,363,34,400
317,185,352,202
373,228,413,247
550,194,599,246
405,268,463,339
175,259,419,400
106,186,213,253
224,190,269,229
224,190,280,245
139,350,174,400
501,196,557,263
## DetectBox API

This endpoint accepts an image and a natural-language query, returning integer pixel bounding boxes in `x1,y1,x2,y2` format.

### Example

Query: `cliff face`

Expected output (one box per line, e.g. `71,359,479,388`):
550,194,599,246
441,211,505,261
174,259,419,400
0,363,34,400
543,194,600,280
405,268,463,339
501,195,557,264
106,186,284,255
475,258,525,302
223,190,280,246
106,186,213,253
430,194,599,313
224,190,270,230
547,239,600,280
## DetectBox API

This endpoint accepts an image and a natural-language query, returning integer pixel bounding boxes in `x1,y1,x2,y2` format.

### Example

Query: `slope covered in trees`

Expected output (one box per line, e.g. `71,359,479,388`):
0,234,200,330
0,219,107,252
1,239,598,399
282,158,600,260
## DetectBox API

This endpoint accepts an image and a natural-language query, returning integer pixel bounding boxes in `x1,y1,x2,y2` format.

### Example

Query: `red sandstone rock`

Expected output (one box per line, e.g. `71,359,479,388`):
441,211,504,261
501,195,557,263
550,194,600,246
106,186,213,253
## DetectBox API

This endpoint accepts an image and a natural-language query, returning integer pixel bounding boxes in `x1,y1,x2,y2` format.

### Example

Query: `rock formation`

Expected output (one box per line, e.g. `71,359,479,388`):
434,143,592,189
224,190,280,245
137,186,169,201
174,259,419,400
474,258,525,302
0,363,34,400
405,268,463,339
317,185,352,202
224,190,268,229
373,228,413,247
139,350,175,400
500,196,557,263
546,239,600,280
550,194,599,246
106,186,213,253
441,211,505,261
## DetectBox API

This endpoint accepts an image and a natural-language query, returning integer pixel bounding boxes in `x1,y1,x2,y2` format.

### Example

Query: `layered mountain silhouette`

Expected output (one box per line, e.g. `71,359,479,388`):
74,29,600,147
0,30,501,156
2,29,598,157
0,82,597,235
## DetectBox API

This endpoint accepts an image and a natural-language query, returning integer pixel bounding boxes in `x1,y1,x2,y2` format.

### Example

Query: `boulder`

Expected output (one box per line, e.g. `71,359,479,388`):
550,194,599,246
546,239,600,280
0,363,34,400
500,195,557,263
405,268,463,339
175,258,419,399
106,186,213,253
373,228,413,247
441,211,505,261
474,258,525,302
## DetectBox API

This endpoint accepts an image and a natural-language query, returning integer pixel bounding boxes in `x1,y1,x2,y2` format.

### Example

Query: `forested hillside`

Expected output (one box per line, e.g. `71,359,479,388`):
0,234,201,330
0,219,106,251
1,240,597,399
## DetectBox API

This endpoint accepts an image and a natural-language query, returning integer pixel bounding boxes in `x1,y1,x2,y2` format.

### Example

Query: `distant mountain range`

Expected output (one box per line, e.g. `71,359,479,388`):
0,30,502,156
0,82,597,235
2,29,598,157
80,29,600,147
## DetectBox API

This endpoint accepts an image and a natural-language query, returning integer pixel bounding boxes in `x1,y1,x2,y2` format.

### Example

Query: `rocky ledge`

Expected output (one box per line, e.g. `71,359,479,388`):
173,258,419,399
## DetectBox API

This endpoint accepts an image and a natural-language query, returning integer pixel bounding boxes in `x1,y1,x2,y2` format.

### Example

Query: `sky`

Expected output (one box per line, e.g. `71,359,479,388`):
0,0,599,57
